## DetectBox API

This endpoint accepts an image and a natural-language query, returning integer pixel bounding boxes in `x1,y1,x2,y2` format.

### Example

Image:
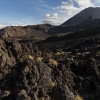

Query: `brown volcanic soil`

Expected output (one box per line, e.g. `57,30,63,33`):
0,24,53,38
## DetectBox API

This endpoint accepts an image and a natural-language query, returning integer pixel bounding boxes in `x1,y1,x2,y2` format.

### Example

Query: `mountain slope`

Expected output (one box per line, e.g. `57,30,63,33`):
0,24,53,39
62,7,100,26
1,7,100,39
36,26,100,50
48,7,100,34
49,17,100,35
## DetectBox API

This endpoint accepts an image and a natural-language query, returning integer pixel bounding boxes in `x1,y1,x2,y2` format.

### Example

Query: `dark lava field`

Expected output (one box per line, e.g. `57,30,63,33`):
0,32,100,100
1,7,100,100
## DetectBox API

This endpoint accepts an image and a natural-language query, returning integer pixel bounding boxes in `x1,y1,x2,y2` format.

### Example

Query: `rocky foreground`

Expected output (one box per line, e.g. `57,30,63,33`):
0,37,100,100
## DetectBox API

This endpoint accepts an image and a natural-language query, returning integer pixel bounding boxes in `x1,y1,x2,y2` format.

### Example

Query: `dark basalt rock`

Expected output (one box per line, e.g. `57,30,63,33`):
0,39,76,100
0,37,100,100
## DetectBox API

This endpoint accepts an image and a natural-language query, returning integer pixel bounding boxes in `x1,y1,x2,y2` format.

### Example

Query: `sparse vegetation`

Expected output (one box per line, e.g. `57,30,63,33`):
39,97,45,100
56,51,65,55
76,94,83,100
37,57,43,62
51,81,57,87
49,58,58,67
28,55,34,60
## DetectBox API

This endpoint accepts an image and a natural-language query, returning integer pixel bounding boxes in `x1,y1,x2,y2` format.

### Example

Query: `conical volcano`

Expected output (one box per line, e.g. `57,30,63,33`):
62,7,100,26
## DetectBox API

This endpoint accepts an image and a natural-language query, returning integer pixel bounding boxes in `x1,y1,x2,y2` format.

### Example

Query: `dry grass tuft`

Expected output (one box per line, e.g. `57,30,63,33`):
51,81,57,87
49,59,58,67
28,55,34,60
37,57,43,62
39,97,45,100
56,51,65,55
76,94,83,100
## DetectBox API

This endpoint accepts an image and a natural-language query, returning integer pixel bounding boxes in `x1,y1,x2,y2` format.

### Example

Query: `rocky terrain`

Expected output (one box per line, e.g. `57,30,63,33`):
0,39,77,100
36,26,100,50
0,24,53,39
0,30,99,100
1,7,100,39
1,7,100,100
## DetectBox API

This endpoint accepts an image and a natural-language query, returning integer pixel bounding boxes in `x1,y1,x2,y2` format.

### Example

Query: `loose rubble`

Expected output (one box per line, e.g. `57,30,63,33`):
0,37,100,100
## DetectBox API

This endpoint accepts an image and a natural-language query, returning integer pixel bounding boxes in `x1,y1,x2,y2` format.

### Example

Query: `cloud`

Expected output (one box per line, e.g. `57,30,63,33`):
43,13,62,25
44,13,58,19
75,0,94,7
43,0,97,25
55,1,81,15
0,24,6,29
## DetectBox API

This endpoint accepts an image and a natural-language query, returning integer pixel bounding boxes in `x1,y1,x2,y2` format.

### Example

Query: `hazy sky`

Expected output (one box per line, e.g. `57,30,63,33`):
0,0,99,28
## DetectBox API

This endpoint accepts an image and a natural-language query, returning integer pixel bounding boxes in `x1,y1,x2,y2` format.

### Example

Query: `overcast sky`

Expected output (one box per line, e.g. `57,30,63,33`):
0,0,100,28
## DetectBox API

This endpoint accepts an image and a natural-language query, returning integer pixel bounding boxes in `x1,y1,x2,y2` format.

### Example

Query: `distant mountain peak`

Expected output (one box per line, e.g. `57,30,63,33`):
62,7,100,26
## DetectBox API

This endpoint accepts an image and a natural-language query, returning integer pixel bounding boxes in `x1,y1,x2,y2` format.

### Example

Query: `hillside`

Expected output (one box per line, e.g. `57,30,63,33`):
49,15,100,34
1,7,100,38
36,26,100,50
0,24,53,39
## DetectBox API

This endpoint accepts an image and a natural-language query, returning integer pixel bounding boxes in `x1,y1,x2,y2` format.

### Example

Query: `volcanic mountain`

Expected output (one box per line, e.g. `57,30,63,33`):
62,7,100,26
1,7,100,38
48,7,100,34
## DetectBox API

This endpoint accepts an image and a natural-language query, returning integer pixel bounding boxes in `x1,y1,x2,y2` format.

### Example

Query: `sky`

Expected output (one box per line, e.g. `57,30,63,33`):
0,0,100,28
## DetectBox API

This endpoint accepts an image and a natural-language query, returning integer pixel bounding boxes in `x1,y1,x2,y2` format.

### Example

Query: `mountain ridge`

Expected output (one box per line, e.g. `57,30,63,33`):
0,24,53,39
1,7,100,39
